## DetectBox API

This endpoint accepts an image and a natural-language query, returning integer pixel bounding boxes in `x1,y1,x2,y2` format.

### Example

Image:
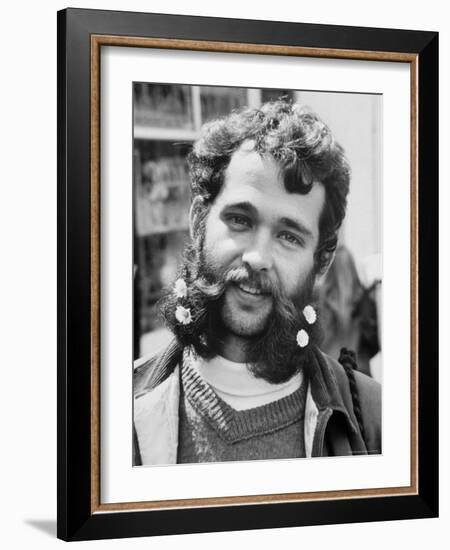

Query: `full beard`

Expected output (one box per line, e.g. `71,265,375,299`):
159,241,322,384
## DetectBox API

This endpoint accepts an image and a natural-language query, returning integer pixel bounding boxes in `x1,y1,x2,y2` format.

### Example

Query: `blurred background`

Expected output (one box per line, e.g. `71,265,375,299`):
133,83,382,382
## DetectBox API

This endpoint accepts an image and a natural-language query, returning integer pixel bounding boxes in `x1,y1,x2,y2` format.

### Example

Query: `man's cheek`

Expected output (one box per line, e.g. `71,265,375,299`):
207,236,243,266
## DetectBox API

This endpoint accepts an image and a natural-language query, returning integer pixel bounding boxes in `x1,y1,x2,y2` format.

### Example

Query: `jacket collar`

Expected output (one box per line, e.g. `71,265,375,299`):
307,346,358,435
135,338,183,397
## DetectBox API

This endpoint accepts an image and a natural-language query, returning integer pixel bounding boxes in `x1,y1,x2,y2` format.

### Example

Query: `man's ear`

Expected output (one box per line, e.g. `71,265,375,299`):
189,195,206,239
314,249,336,287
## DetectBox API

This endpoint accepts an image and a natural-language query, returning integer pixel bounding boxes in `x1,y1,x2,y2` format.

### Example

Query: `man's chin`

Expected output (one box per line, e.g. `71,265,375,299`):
220,294,273,338
220,313,270,339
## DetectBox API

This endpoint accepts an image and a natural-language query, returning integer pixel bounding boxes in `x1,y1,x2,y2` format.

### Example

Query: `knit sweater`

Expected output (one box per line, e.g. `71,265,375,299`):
177,352,307,464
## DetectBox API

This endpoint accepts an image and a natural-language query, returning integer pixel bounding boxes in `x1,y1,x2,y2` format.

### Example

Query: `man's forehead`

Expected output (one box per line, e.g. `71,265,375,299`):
223,142,324,201
225,142,282,185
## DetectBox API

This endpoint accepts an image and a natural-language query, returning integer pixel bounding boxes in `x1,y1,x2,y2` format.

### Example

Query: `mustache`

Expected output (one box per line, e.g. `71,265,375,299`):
194,263,279,298
226,266,275,294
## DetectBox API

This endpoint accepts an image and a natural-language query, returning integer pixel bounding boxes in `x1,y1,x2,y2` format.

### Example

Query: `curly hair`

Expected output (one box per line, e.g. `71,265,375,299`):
187,98,351,273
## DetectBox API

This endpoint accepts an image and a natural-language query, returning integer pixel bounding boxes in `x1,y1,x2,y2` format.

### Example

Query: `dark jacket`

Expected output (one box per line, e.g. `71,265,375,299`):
133,340,381,465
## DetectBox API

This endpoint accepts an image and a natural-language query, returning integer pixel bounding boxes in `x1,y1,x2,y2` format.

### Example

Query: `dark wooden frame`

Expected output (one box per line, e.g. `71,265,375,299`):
57,7,438,541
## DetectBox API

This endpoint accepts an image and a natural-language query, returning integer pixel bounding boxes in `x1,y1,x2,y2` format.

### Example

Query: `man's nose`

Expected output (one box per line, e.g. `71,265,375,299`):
242,230,273,272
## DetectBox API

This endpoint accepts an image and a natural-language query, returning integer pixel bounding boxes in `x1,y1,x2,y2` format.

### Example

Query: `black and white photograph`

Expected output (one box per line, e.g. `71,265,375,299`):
132,83,382,466
0,0,443,546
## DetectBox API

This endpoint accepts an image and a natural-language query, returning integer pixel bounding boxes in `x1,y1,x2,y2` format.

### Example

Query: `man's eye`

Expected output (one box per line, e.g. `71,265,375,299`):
278,231,303,247
226,214,251,229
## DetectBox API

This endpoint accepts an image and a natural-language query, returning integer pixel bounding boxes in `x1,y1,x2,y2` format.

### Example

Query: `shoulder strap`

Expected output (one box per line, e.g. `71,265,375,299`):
338,348,367,446
134,338,183,397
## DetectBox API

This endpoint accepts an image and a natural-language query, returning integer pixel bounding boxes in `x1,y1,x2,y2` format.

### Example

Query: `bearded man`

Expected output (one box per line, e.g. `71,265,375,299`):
133,99,381,465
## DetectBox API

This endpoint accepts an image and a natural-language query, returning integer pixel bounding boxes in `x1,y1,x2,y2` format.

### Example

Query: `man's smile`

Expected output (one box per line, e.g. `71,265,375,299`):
230,282,272,306
237,282,264,295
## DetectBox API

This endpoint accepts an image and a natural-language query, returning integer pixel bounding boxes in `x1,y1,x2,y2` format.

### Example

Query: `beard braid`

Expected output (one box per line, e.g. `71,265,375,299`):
243,271,322,383
159,240,323,384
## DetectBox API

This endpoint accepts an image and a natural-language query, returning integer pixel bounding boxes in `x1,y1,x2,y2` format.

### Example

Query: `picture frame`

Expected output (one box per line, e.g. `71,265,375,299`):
57,7,438,541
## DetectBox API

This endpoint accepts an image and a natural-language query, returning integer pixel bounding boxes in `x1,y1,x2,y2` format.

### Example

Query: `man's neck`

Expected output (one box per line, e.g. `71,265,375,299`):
219,333,252,363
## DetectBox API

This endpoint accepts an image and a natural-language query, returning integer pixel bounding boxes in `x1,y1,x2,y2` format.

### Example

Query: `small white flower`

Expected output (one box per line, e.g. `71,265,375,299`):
296,329,309,348
175,305,192,325
174,278,188,298
303,305,317,325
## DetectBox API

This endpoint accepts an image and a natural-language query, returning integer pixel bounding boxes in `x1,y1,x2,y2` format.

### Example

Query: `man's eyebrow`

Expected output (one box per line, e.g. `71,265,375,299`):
221,201,258,216
279,217,314,240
